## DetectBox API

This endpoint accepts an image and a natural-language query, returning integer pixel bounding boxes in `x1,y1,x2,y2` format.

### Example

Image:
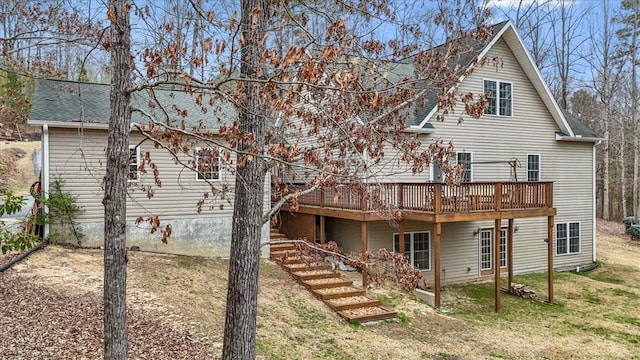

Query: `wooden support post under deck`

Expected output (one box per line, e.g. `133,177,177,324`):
507,219,514,289
434,222,442,308
319,215,326,245
361,221,369,288
494,218,502,312
398,220,405,254
547,215,554,303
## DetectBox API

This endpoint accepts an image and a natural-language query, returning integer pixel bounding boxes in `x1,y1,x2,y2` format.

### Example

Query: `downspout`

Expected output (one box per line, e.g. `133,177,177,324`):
592,143,598,262
42,124,50,240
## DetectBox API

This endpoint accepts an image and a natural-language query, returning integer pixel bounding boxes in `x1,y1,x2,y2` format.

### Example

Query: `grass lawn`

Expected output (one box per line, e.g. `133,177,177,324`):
2,228,639,359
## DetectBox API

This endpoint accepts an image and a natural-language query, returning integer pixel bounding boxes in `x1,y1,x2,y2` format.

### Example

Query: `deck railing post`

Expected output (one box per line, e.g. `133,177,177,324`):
398,183,404,209
320,188,325,208
494,183,502,211
434,183,442,213
546,182,553,208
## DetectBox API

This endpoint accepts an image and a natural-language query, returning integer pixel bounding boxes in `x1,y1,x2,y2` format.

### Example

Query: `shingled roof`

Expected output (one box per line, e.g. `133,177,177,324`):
407,21,511,127
29,78,236,129
406,20,599,141
30,20,598,141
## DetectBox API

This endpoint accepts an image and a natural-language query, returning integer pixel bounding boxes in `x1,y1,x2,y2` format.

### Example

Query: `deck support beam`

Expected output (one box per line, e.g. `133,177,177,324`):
319,215,325,245
494,218,502,312
434,222,442,308
508,219,514,289
361,221,368,288
398,220,405,254
547,215,554,303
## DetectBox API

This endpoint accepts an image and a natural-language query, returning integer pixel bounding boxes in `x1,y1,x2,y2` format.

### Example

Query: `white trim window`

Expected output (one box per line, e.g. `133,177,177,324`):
393,231,431,270
456,152,472,183
128,145,140,182
556,221,581,255
195,147,221,181
527,154,540,182
484,79,512,116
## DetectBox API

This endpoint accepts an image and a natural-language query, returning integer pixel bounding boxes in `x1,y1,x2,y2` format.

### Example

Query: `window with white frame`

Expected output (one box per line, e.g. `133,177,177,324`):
457,152,472,183
484,80,512,116
527,154,540,182
128,145,140,182
393,231,431,270
195,147,221,181
480,230,492,271
499,229,507,267
556,221,580,255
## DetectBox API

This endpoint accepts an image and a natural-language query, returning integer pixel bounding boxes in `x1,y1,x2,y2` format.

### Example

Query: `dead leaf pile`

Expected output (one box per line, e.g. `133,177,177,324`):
0,271,219,359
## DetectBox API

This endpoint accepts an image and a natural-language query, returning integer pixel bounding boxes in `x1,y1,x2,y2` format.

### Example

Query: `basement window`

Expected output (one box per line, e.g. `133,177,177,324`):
128,145,140,182
393,231,431,270
556,221,580,255
195,147,221,181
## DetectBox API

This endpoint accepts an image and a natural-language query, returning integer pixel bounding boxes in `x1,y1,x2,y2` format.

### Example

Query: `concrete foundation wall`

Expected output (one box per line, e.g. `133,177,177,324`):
60,217,270,258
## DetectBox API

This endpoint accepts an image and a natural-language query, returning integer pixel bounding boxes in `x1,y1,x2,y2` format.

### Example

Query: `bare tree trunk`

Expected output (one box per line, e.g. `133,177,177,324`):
103,0,131,358
621,129,628,218
222,0,268,358
603,116,610,220
635,134,639,219
632,8,640,220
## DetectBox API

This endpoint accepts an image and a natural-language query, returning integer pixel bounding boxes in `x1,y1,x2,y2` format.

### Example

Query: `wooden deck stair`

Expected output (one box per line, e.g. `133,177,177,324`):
269,230,397,323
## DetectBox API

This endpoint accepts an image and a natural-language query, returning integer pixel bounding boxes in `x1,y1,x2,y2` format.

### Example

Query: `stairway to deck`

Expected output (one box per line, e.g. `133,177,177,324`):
269,229,397,323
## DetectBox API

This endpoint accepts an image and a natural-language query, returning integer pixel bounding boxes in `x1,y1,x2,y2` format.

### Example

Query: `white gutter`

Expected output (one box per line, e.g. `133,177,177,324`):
405,126,436,134
592,145,597,262
27,120,109,130
42,124,50,240
555,134,603,143
28,120,223,134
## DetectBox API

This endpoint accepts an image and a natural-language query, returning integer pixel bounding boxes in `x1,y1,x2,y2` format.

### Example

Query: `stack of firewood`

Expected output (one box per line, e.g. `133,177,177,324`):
509,283,539,301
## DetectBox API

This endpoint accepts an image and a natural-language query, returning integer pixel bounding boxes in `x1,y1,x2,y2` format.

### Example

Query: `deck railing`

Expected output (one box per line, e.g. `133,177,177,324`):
288,182,553,214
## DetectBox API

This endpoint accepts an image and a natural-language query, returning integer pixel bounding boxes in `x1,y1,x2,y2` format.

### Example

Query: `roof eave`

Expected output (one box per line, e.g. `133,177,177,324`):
416,22,576,137
405,126,436,134
27,119,109,130
555,133,603,143
416,22,513,128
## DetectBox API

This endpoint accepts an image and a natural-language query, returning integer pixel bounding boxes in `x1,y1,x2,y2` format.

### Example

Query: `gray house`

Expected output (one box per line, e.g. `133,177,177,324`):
28,79,270,257
276,21,601,308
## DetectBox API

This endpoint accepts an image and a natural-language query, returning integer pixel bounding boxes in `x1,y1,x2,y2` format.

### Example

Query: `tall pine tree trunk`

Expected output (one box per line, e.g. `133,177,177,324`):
103,0,131,358
222,0,268,358
603,116,610,220
621,129,628,218
631,1,640,220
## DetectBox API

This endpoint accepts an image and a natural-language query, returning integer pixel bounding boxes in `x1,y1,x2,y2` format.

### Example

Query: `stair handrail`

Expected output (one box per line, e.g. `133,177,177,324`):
263,239,366,266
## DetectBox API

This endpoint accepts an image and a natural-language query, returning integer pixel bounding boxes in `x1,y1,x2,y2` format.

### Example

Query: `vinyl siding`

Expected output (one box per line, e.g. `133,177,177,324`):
422,38,594,273
48,127,270,223
325,218,362,255
323,37,595,282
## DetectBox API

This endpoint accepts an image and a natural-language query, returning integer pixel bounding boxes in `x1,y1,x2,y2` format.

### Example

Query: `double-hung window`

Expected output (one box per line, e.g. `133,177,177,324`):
393,231,431,270
484,80,512,116
527,154,540,182
456,152,472,183
195,147,221,181
556,221,580,255
128,145,140,182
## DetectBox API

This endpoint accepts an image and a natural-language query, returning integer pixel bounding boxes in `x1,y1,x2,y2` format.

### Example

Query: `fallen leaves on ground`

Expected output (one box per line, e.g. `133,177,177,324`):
0,271,219,359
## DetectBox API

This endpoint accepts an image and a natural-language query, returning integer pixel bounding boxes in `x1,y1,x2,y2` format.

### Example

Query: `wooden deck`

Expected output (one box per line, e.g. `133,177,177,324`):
284,182,556,222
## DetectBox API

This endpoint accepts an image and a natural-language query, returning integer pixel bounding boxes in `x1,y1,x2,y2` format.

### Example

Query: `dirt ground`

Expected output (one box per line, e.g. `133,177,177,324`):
1,221,640,359
0,141,41,195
